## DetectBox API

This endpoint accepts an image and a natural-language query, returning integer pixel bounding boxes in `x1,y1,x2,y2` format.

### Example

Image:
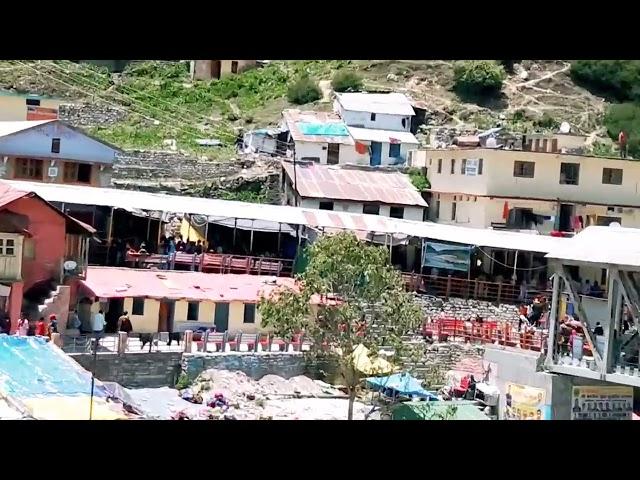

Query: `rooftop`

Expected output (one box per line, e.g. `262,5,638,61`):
282,109,354,145
545,225,640,268
335,92,415,116
282,162,427,207
347,126,419,145
80,267,297,302
0,120,54,138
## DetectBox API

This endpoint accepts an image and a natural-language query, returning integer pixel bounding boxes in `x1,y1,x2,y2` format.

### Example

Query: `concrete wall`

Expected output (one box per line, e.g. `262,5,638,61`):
298,196,425,221
335,102,411,132
182,352,309,381
348,139,418,166
0,94,63,121
123,297,160,333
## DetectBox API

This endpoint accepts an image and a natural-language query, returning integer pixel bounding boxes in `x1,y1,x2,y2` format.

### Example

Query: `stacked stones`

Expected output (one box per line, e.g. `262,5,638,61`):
415,295,520,323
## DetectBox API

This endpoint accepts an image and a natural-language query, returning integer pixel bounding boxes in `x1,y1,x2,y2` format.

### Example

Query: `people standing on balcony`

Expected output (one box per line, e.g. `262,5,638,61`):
92,309,106,337
16,313,29,336
590,281,603,298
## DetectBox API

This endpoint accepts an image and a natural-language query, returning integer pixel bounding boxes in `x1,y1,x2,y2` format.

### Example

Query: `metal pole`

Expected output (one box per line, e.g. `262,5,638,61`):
277,223,282,255
61,202,66,213
204,221,209,250
233,218,237,249
250,223,255,254
105,207,114,265
186,215,192,243
546,272,560,366
513,250,519,283
89,337,98,420
146,217,151,242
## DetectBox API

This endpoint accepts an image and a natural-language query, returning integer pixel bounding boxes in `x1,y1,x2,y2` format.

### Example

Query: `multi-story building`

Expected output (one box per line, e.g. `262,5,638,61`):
0,120,119,188
412,146,640,233
190,60,257,80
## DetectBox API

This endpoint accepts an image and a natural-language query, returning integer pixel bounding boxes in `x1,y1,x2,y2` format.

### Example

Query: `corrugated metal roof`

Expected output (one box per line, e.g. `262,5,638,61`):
347,126,419,144
336,92,415,115
0,120,54,138
545,226,640,268
0,182,31,208
282,162,427,207
80,267,296,302
282,109,354,145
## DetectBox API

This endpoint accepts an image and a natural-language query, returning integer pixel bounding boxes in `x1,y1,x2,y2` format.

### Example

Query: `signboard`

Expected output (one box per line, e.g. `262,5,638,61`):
571,386,633,420
26,106,58,121
465,158,479,176
504,383,550,420
421,242,472,272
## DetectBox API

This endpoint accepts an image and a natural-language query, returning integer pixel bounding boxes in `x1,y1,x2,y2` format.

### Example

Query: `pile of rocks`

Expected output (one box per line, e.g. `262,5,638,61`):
59,103,129,127
415,295,520,323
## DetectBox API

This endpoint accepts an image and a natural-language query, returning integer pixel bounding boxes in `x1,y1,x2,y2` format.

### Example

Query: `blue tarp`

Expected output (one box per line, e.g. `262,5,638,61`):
422,241,473,272
366,373,438,400
0,335,107,398
297,122,349,137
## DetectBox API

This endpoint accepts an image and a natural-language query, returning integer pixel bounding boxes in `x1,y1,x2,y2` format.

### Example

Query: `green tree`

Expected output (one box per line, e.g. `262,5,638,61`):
407,168,430,191
331,70,363,92
453,61,505,97
259,232,423,420
570,60,640,103
604,102,640,158
287,76,322,105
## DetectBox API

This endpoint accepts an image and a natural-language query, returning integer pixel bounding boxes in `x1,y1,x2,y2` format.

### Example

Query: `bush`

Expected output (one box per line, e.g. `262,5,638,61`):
534,112,559,130
570,60,640,103
287,76,322,105
500,60,521,74
331,70,363,92
603,103,640,157
453,61,505,96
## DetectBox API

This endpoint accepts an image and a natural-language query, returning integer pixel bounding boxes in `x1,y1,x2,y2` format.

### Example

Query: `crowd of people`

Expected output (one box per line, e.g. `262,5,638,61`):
517,295,550,331
0,312,60,340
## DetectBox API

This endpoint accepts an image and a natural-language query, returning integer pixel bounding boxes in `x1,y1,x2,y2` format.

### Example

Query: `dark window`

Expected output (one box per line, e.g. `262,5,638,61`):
231,61,239,74
602,168,623,185
461,159,467,174
401,118,407,128
78,164,93,185
243,304,256,324
451,202,457,221
363,204,380,215
513,161,535,178
478,158,483,175
437,158,442,174
327,143,340,165
63,162,92,184
435,200,440,219
25,98,40,106
187,301,199,321
370,113,376,121
560,163,580,185
389,143,401,158
15,158,43,180
51,138,61,154
319,201,334,211
390,206,404,219
132,298,145,316
450,159,456,174
0,239,15,256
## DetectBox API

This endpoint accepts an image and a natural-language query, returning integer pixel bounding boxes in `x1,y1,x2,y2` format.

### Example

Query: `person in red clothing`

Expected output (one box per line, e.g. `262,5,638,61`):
35,316,47,336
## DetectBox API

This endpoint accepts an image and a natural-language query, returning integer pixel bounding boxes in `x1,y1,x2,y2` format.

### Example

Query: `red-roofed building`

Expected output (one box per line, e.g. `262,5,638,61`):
0,183,94,331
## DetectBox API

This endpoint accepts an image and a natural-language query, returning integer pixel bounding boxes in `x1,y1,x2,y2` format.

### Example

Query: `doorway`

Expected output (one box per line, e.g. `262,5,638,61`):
158,300,175,333
210,61,221,80
214,302,229,332
106,298,124,333
558,203,575,232
327,143,340,165
370,142,382,166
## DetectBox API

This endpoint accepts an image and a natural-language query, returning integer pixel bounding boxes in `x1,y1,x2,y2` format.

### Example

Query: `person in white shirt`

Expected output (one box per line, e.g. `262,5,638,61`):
92,309,106,336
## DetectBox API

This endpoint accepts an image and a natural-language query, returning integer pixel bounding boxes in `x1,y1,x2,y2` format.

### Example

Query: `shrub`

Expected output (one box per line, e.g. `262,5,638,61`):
500,60,521,74
534,112,559,130
453,61,505,96
175,372,191,390
570,60,640,103
331,70,363,92
287,76,322,105
603,102,640,157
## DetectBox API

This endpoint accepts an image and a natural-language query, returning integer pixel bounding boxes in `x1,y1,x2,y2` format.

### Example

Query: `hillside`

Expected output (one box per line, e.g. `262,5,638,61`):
0,60,615,199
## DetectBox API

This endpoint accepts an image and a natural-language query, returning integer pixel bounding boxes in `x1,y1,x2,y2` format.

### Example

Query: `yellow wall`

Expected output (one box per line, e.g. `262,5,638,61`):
123,297,160,333
0,95,64,121
174,300,188,322
179,218,206,243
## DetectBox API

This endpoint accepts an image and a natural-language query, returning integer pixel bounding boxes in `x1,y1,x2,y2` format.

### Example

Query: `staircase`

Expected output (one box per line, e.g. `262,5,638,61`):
23,280,70,329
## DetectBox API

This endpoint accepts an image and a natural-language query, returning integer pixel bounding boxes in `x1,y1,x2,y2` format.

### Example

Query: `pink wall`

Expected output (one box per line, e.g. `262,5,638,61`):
7,197,66,292
8,281,23,332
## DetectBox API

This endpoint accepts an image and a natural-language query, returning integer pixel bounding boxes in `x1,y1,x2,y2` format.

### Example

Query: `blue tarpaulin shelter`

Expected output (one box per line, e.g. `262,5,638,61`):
297,122,349,137
366,373,438,400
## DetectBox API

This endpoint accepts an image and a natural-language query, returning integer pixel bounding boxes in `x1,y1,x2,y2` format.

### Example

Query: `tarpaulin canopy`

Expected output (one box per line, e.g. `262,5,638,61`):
393,401,490,420
366,372,438,400
297,122,349,137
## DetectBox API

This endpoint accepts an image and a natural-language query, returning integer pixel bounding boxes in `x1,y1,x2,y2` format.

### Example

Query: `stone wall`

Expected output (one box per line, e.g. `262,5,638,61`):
403,341,485,385
71,352,183,388
416,295,520,323
59,103,129,127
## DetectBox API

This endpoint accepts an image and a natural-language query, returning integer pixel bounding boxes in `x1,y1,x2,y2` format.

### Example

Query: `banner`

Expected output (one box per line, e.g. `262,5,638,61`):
504,383,550,420
571,386,633,420
421,242,472,272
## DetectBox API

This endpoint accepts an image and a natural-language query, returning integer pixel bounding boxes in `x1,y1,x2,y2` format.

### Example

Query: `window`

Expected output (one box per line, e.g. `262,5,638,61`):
560,162,580,185
513,161,535,178
389,143,401,158
319,201,334,211
132,298,145,316
187,301,199,321
23,238,35,259
602,167,623,185
370,113,376,122
363,204,380,215
451,202,457,221
51,138,61,154
478,158,483,175
231,61,239,74
450,159,456,174
15,158,43,180
401,118,407,128
301,156,320,163
0,239,15,256
437,158,442,174
25,98,40,106
435,200,440,219
390,206,404,219
243,304,256,324
63,163,92,184
461,159,467,174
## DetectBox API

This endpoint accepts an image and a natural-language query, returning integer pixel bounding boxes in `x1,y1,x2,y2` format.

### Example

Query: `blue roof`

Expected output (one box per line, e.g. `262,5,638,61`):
296,122,349,137
366,373,438,400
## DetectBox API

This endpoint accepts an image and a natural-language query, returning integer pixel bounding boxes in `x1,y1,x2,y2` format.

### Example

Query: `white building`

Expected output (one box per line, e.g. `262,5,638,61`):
281,161,427,221
281,110,357,165
412,147,640,233
347,127,419,167
334,92,414,132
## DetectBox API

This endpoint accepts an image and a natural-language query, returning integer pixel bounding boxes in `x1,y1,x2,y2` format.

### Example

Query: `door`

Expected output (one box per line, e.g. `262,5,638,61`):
158,300,175,332
558,204,575,232
214,302,229,332
370,142,382,166
327,143,340,165
106,298,124,333
211,61,221,80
